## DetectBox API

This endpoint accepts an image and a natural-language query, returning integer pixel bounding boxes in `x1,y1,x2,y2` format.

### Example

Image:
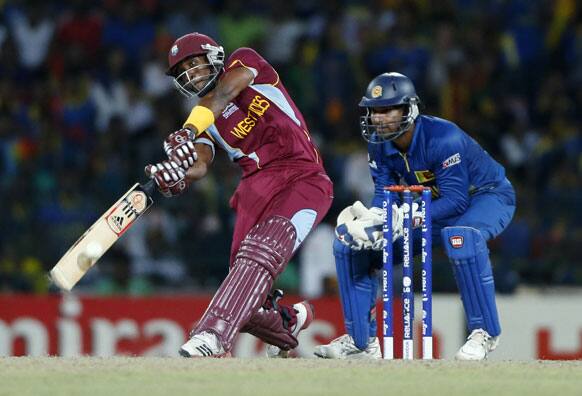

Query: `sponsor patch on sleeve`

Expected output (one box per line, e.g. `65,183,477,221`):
222,103,239,119
442,153,461,169
450,236,464,248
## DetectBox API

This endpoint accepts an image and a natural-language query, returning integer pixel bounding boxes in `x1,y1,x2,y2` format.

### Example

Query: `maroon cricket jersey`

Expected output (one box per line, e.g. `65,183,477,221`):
198,48,324,177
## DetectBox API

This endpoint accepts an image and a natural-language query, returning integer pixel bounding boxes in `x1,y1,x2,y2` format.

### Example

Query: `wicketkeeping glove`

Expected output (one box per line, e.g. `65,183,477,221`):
394,202,423,230
163,128,198,169
335,202,384,251
335,201,415,251
144,160,189,198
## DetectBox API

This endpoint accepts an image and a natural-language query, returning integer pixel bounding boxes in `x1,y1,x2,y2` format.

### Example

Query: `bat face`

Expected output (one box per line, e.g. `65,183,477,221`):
49,183,154,291
106,186,151,236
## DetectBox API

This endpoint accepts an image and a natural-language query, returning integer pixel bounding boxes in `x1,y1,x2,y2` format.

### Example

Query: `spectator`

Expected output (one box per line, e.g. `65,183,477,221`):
0,1,579,294
5,3,55,71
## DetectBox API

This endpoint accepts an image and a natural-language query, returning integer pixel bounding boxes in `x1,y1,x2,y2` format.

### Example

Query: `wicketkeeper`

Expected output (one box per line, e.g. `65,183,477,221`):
315,72,515,360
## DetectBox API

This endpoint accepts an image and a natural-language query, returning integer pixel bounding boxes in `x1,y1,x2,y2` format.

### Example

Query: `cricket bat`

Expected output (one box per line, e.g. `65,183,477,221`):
49,180,155,291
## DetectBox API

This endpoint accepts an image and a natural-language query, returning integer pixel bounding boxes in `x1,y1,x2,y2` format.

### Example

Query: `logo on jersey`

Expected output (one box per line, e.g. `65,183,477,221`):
171,45,178,56
450,236,464,248
442,153,461,169
367,153,378,170
414,170,435,183
371,85,383,98
222,103,239,119
230,95,270,139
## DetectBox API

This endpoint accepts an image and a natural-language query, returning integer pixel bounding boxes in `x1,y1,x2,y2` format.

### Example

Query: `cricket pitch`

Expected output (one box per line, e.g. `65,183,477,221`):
1,357,581,396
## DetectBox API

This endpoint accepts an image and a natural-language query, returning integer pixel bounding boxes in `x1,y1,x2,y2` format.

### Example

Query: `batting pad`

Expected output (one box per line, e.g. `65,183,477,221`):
441,226,501,337
192,216,297,351
333,239,378,350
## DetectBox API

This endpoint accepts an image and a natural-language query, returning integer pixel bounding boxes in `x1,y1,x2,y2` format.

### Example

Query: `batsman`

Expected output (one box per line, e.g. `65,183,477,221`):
315,73,515,360
146,33,333,357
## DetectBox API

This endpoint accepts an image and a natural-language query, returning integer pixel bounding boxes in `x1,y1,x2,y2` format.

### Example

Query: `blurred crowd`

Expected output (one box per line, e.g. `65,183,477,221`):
0,0,580,295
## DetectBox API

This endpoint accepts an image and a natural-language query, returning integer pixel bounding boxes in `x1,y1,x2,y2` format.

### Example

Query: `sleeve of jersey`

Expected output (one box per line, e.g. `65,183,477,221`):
368,144,398,208
194,135,215,162
224,48,279,85
431,135,470,220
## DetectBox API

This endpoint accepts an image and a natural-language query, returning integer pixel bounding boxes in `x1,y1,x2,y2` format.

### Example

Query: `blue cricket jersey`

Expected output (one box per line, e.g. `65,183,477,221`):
368,115,508,221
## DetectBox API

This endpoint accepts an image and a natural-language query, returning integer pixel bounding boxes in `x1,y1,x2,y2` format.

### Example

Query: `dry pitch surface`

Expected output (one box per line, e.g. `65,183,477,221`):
1,358,581,396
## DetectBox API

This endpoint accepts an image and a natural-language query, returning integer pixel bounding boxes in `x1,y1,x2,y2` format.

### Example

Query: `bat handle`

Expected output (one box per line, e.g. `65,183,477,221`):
141,179,156,196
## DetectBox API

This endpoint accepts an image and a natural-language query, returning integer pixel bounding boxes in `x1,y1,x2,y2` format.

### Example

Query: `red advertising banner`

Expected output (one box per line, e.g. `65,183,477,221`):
0,294,440,358
3,294,582,359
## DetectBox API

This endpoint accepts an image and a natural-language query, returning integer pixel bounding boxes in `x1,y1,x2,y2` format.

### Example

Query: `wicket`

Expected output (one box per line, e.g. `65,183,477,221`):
382,185,432,360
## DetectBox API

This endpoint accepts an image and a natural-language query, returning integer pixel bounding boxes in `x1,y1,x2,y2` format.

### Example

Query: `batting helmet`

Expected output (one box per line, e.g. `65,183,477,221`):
167,32,225,98
359,72,420,143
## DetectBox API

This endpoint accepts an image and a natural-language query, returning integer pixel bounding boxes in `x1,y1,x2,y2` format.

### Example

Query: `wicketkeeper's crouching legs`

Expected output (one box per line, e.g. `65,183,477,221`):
313,239,382,360
180,216,298,357
442,226,502,360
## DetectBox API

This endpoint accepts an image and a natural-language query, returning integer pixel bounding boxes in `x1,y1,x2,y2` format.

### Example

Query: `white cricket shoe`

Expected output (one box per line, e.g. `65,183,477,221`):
266,301,315,358
455,328,500,361
179,331,228,358
314,334,382,360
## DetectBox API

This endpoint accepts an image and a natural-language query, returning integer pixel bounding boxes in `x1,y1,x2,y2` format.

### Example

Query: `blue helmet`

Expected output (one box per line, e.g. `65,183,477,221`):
359,72,420,143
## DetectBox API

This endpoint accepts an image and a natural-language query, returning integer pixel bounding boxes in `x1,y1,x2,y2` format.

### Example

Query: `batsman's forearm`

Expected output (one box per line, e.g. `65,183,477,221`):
185,143,213,181
185,162,208,181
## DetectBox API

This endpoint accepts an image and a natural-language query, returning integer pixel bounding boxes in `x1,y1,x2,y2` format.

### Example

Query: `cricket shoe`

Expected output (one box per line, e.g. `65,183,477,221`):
266,300,315,358
314,334,382,360
179,331,229,358
455,328,500,361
